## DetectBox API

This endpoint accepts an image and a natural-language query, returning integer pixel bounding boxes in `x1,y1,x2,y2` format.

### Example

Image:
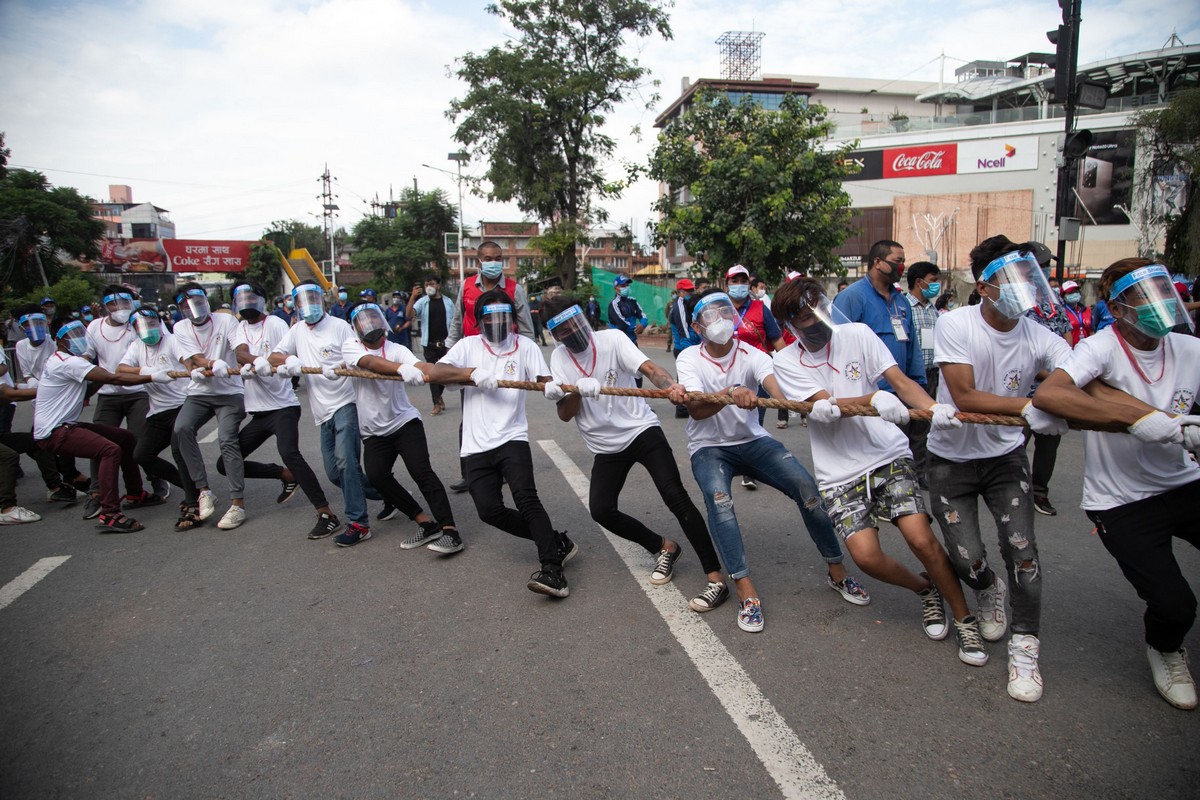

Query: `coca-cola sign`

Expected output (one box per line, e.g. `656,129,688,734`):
883,144,957,178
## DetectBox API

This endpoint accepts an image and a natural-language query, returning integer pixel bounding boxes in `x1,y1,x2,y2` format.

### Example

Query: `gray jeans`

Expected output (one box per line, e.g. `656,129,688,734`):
173,394,247,500
927,447,1041,636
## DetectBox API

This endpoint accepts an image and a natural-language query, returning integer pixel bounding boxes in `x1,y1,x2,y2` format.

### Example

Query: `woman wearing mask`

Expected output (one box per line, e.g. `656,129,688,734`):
1060,280,1091,347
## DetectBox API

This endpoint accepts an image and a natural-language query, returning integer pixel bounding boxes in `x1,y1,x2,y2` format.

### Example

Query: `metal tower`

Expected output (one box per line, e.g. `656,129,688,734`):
716,31,765,80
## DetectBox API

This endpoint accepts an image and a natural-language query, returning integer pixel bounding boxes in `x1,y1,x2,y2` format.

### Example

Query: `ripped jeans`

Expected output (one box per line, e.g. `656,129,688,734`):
690,436,843,580
928,448,1041,636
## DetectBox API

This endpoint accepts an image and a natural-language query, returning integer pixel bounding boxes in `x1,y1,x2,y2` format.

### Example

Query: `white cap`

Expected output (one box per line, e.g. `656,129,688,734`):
725,264,750,279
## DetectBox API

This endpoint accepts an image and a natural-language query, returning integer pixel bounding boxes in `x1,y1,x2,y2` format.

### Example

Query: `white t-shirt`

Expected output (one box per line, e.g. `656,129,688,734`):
1059,328,1200,510
232,316,300,414
772,323,912,488
173,314,245,398
342,339,422,437
548,329,659,455
439,335,550,457
0,348,14,410
274,314,357,425
86,318,145,396
33,351,94,440
675,342,775,456
928,305,1071,462
118,333,187,417
16,338,52,382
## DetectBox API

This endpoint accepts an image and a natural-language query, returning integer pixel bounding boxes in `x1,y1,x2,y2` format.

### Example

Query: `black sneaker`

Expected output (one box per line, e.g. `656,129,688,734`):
650,545,682,585
82,494,101,520
918,572,948,641
122,490,165,509
276,479,300,504
528,566,569,598
1033,495,1057,516
427,528,465,555
557,531,578,564
47,485,78,504
307,512,342,539
449,478,469,494
378,502,400,521
71,477,91,494
688,581,730,612
400,519,441,549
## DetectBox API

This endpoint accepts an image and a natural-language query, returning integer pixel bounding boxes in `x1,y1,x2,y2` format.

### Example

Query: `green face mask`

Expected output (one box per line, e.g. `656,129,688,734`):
1133,300,1177,338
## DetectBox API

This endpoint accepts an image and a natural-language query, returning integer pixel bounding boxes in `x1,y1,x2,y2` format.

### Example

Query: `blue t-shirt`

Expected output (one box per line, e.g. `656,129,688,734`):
385,305,410,347
832,277,925,392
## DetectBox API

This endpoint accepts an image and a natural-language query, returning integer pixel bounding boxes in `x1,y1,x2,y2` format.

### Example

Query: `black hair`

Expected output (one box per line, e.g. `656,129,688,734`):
685,286,725,319
935,291,956,312
175,281,205,303
424,273,441,284
867,240,902,268
474,288,514,325
15,303,42,319
232,280,268,298
968,235,1024,280
102,284,129,299
49,316,81,338
906,261,940,289
542,294,582,321
772,277,826,324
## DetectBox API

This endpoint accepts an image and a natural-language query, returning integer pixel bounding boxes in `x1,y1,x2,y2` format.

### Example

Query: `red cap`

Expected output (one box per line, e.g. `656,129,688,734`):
725,264,750,279
675,278,694,291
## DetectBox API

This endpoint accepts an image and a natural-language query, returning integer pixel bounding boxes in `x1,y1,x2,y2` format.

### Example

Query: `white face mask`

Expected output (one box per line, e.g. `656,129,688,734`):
703,318,735,345
110,309,132,325
425,286,437,297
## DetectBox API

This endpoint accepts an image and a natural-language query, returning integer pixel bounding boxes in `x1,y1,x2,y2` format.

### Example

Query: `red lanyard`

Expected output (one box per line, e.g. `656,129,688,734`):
482,338,517,358
100,320,129,344
191,319,215,356
568,346,597,377
1114,325,1167,385
796,340,839,373
241,320,265,354
698,342,740,374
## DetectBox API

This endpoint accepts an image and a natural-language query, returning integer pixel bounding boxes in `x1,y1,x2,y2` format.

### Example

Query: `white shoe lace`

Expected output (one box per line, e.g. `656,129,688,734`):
697,582,724,607
653,549,676,577
955,619,985,651
1009,641,1040,680
1164,650,1194,689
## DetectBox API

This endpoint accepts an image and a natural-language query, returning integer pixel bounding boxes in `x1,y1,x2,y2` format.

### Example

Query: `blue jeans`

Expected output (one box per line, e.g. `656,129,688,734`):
319,404,381,526
690,436,843,580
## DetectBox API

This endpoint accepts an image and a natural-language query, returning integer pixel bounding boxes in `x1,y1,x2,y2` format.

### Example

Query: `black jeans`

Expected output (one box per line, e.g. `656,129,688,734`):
216,405,327,509
134,407,194,499
90,392,151,491
1023,430,1061,498
590,426,722,575
362,419,454,526
464,440,559,567
1087,480,1200,652
423,344,448,405
0,432,61,507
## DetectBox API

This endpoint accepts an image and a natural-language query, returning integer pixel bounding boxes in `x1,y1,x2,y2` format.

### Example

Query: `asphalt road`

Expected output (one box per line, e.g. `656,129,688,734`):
1,344,1197,800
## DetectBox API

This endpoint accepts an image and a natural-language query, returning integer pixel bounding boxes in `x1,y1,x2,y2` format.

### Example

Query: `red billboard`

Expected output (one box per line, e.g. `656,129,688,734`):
882,144,958,179
79,239,252,273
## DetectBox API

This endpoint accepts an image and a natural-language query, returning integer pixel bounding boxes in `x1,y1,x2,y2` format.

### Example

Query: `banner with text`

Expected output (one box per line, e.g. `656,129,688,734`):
78,239,253,273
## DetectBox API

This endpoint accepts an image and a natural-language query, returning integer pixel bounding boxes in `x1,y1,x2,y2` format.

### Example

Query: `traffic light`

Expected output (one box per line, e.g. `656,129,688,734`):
1046,24,1073,103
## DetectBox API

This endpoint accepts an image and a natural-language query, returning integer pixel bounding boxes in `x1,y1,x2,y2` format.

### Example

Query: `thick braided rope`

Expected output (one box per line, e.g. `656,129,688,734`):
164,368,1129,433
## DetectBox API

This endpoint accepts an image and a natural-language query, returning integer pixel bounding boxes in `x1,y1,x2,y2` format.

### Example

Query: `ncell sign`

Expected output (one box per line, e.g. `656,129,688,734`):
957,136,1040,174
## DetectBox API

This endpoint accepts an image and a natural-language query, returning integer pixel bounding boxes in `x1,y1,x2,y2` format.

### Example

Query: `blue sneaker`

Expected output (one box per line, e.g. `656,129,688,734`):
737,597,764,633
334,522,372,548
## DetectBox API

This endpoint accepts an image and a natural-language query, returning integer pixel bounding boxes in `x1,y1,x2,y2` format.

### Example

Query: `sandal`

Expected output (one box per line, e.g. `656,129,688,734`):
96,512,144,533
175,503,203,531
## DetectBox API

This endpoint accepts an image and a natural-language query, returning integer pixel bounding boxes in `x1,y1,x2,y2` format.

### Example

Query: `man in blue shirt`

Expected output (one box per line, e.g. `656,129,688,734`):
328,287,352,320
667,278,700,418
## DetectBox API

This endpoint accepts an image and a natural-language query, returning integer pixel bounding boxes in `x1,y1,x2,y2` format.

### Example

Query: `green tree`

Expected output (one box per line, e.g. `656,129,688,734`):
447,0,672,290
349,188,457,290
647,91,858,283
241,243,283,293
8,272,104,317
1131,88,1200,276
262,219,329,260
0,140,105,296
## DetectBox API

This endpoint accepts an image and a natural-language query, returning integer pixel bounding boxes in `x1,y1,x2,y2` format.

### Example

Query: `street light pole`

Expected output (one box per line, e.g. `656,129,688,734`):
422,152,470,290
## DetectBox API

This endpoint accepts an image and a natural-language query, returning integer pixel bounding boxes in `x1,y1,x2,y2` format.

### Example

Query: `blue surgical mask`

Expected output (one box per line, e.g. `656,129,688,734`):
921,281,942,300
66,336,89,356
83,313,94,323
727,284,750,301
988,282,1036,319
337,292,347,302
618,286,630,298
1065,292,1082,305
300,305,324,325
480,261,504,280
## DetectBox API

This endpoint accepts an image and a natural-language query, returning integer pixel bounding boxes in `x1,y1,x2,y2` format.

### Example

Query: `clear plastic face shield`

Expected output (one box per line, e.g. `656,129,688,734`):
293,284,325,325
546,304,594,357
178,289,211,324
350,303,389,345
133,309,163,345
1110,264,1195,339
785,289,850,352
480,302,515,349
979,251,1061,320
692,293,740,345
102,291,134,325
56,320,89,356
233,285,267,321
19,312,48,344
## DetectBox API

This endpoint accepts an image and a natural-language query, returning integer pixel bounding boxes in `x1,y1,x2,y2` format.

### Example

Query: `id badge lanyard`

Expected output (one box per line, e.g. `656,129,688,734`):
888,297,909,343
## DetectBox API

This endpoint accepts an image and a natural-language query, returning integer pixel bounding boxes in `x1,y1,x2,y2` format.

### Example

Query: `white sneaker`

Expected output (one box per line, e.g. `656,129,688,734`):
741,477,758,490
975,574,1008,642
1147,646,1198,710
0,506,41,525
1007,634,1043,702
197,490,216,521
216,505,246,530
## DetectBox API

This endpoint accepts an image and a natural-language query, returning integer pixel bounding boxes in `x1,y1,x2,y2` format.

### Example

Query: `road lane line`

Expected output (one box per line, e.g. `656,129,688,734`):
537,440,844,800
0,556,71,611
199,428,219,444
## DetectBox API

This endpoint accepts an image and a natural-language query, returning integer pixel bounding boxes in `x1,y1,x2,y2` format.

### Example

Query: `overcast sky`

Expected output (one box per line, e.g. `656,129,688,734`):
1,0,1196,247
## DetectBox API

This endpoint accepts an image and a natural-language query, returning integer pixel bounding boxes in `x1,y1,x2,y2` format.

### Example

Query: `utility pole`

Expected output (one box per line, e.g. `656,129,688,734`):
1050,0,1084,285
319,165,339,289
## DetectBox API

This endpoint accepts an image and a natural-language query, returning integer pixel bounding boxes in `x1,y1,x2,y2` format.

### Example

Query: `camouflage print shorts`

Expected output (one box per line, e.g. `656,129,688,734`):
822,458,927,542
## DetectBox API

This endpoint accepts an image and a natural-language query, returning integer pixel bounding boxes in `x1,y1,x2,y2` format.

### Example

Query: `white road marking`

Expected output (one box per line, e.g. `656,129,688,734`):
0,556,71,611
537,440,844,800
199,428,219,444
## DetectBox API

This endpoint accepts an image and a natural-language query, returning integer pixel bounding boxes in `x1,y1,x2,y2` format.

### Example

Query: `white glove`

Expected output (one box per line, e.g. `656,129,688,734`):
190,367,208,384
24,377,38,389
253,356,273,377
870,391,910,425
1020,401,1068,435
1181,416,1200,454
239,363,254,378
150,370,173,384
210,359,230,379
138,366,153,376
575,377,602,399
809,398,841,424
1128,410,1183,445
470,367,498,392
284,355,303,378
543,380,566,401
397,364,425,385
929,403,963,431
322,365,341,381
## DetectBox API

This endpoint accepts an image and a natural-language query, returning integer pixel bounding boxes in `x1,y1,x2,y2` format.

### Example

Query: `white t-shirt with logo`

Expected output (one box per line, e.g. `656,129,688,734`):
675,342,775,456
928,305,1071,462
342,339,422,437
439,335,550,457
173,314,245,398
1059,328,1200,510
549,329,659,455
118,333,187,417
33,351,94,440
274,314,357,425
773,323,912,488
86,318,145,396
16,338,52,382
232,316,300,414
